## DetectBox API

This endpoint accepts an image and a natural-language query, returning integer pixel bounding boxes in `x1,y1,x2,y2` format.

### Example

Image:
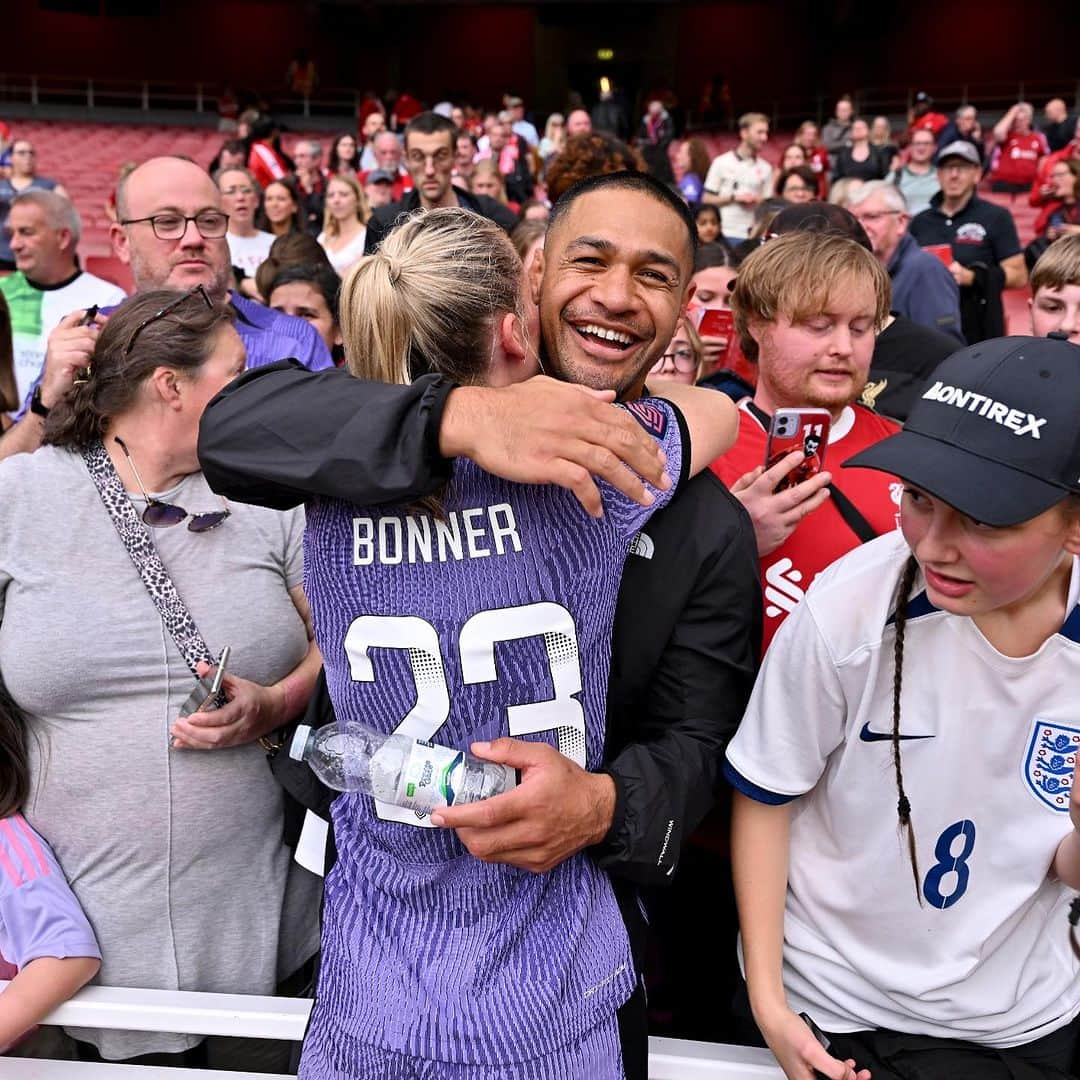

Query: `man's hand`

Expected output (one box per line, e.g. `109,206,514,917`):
947,260,975,289
40,308,107,409
430,738,617,874
439,376,671,519
731,451,832,556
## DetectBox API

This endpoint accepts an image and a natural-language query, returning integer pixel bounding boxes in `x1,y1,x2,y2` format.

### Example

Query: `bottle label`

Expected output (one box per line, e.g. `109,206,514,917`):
393,739,466,814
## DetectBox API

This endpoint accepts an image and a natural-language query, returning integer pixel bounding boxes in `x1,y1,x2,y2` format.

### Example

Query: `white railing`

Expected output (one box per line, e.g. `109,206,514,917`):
1,983,784,1078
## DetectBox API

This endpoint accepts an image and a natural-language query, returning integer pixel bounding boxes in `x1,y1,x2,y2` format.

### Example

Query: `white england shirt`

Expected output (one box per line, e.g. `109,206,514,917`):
726,529,1080,1048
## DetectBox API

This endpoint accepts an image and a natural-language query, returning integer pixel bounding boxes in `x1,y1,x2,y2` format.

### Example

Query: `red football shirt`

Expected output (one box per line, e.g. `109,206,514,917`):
710,402,901,652
991,132,1049,187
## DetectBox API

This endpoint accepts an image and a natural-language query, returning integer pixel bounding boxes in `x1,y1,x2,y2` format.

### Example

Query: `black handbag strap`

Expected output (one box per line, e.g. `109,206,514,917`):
82,441,217,677
744,401,879,544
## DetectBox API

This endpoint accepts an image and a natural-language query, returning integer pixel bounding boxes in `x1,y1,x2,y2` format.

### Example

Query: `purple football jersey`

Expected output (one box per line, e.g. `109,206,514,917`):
301,399,687,1069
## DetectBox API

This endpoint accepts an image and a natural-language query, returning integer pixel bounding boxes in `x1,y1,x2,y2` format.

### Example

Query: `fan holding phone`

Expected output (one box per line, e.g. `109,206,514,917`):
709,227,902,652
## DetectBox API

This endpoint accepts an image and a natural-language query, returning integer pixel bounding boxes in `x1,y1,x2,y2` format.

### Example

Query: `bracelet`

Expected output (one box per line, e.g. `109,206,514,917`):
259,731,286,754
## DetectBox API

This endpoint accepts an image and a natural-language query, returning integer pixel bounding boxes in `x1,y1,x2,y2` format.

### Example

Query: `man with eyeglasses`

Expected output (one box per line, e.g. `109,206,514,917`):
890,130,940,215
0,155,330,460
364,112,518,254
909,140,1026,343
357,131,413,202
849,180,963,343
0,139,66,271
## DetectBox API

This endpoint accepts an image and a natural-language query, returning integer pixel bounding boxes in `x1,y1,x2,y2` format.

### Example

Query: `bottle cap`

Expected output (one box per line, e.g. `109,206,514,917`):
289,724,313,761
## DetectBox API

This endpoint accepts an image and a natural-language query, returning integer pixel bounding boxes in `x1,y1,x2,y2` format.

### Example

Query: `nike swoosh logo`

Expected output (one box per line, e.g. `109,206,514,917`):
859,722,935,743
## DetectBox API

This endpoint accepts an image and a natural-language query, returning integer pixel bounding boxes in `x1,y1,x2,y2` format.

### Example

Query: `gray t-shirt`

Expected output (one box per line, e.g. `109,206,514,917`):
0,446,321,1058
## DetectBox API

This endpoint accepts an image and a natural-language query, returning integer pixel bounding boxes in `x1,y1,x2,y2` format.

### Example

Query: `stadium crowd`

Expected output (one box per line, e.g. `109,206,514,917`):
0,82,1079,1080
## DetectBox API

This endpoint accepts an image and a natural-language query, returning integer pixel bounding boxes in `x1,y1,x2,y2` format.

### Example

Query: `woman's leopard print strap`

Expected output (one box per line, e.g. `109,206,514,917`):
82,440,214,677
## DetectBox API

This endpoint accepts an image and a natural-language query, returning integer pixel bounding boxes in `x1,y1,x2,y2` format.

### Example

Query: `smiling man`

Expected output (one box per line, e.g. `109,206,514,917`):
364,111,518,254
711,229,900,651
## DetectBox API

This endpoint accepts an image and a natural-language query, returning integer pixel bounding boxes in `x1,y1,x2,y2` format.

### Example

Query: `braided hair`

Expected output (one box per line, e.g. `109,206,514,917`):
891,553,923,902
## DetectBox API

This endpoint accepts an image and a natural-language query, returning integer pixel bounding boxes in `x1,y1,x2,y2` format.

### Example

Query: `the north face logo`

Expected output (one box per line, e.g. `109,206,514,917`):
764,558,805,619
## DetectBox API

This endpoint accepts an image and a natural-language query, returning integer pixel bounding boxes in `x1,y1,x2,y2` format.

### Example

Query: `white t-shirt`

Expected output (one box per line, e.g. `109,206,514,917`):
0,270,127,412
317,228,367,277
703,149,774,241
226,230,275,279
726,529,1080,1048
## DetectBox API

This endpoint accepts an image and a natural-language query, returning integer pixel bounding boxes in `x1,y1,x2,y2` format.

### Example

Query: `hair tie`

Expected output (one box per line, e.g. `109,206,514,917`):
381,253,403,287
72,363,92,386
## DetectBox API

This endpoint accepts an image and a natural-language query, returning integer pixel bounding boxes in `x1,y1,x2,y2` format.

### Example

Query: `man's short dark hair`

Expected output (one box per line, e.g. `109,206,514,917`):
221,138,247,158
693,238,740,274
548,170,698,269
266,261,342,321
404,111,457,148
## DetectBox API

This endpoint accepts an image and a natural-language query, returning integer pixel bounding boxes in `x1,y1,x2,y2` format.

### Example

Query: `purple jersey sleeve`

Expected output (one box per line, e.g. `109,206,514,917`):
599,397,688,541
0,815,100,969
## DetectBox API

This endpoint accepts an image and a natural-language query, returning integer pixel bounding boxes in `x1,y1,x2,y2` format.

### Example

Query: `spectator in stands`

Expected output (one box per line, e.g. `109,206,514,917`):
361,131,413,201
695,203,722,245
775,166,818,204
869,115,899,161
711,228,899,651
1029,233,1080,344
649,317,705,386
674,136,710,205
364,111,518,253
703,112,773,246
0,140,66,271
207,137,247,177
470,159,512,208
216,167,274,282
850,181,963,343
1026,159,1080,269
452,131,478,190
1029,117,1080,209
258,176,304,238
246,115,290,190
890,128,940,215
328,132,361,178
544,132,645,203
906,90,949,139
833,117,893,181
1,191,124,412
638,99,675,183
688,241,752,393
728,333,1080,1080
539,113,565,161
253,230,331,299
266,261,342,360
1042,97,1074,153
565,108,592,137
506,94,539,148
592,89,629,140
0,289,322,1068
794,121,830,198
828,176,864,206
989,102,1049,193
910,141,1026,342
292,139,326,235
362,168,395,209
476,115,533,204
358,110,386,170
822,96,854,165
317,175,370,277
936,104,984,164
780,144,808,170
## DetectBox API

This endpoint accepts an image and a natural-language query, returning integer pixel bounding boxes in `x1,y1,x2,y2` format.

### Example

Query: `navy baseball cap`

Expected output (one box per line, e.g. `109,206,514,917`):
846,336,1080,526
367,169,395,184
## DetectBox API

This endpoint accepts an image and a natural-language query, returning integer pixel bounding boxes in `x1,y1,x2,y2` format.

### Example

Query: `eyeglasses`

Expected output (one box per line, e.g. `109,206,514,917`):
124,284,213,357
219,185,256,197
406,149,453,168
114,436,230,532
119,211,229,241
853,210,902,224
651,346,697,373
782,184,814,194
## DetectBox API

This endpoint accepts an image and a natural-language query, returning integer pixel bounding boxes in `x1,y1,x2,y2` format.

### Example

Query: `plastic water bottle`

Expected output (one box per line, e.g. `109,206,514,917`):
289,720,517,813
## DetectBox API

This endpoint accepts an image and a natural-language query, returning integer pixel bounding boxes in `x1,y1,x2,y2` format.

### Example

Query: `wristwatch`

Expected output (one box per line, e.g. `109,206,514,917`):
29,385,50,418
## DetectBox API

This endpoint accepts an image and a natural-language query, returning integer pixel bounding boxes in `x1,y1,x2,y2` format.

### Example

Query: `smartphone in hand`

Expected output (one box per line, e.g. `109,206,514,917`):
179,646,231,717
766,408,831,491
697,307,734,340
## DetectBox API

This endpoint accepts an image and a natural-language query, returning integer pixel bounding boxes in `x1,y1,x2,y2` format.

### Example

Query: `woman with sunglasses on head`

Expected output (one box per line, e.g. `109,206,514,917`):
727,336,1080,1080
0,288,322,1068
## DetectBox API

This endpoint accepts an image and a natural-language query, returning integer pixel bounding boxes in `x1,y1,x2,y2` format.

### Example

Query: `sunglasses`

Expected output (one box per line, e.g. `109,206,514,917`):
124,284,213,357
114,436,230,532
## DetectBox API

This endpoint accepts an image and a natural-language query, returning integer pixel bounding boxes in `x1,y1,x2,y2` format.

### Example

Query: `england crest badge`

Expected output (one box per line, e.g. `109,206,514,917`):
1024,719,1080,812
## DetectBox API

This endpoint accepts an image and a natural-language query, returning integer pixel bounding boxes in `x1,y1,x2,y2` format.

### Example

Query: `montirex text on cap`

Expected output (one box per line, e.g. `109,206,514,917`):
844,336,1080,527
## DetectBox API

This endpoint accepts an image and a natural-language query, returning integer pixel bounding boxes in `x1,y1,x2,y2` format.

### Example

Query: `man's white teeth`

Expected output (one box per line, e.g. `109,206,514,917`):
581,324,633,346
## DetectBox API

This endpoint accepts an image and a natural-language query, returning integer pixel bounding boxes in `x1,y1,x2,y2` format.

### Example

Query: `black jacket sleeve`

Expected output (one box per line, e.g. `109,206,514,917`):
198,360,455,509
592,473,762,887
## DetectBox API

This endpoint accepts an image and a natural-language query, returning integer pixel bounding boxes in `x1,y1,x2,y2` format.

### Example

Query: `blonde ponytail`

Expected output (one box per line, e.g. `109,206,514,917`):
339,207,523,387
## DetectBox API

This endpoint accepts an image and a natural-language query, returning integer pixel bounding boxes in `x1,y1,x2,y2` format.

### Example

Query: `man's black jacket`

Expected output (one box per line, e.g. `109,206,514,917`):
198,362,761,887
364,186,519,254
